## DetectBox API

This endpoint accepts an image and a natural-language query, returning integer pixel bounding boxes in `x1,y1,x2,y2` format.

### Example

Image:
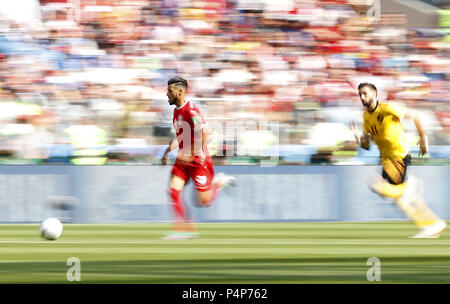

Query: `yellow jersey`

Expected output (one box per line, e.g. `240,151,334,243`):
363,102,408,160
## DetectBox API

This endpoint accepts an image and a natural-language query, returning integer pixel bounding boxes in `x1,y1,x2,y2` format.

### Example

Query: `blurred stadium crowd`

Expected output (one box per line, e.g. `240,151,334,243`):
0,0,449,165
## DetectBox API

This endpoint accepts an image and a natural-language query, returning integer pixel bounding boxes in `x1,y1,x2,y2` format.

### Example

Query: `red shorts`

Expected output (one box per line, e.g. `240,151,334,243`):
171,156,214,192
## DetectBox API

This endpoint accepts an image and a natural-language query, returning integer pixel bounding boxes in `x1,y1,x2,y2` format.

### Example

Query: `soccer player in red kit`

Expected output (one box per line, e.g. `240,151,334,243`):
161,77,235,239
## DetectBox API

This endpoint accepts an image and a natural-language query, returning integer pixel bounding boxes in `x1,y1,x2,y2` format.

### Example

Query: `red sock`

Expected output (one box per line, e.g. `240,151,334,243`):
169,188,187,223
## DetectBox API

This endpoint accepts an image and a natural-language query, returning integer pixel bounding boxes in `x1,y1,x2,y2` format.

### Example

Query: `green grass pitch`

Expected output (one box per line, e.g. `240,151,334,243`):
0,222,449,283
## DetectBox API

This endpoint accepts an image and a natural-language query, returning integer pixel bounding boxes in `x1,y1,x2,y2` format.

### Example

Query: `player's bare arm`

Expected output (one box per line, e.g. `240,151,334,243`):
202,126,209,146
359,132,370,150
350,122,370,150
189,125,207,161
201,126,211,152
162,135,179,165
404,110,428,156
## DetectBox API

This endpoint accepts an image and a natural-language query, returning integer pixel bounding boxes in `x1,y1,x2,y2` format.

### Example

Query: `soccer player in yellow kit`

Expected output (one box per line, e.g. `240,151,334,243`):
352,83,447,238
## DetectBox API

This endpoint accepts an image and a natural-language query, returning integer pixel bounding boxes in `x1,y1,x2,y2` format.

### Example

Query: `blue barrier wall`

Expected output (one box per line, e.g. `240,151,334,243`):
0,165,448,223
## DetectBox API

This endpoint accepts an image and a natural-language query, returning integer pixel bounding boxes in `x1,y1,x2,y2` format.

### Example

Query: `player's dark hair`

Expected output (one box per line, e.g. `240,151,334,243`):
168,77,188,90
358,82,377,93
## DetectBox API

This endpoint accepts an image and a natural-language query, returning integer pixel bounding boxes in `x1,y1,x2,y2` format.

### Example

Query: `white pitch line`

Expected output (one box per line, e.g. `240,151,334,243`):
0,241,450,245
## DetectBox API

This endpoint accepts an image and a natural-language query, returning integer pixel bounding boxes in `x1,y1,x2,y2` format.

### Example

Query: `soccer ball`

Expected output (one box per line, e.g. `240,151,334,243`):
40,218,63,240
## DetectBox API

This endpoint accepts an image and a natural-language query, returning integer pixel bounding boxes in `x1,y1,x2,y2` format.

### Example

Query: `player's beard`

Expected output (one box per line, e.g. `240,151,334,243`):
168,96,178,105
362,97,374,109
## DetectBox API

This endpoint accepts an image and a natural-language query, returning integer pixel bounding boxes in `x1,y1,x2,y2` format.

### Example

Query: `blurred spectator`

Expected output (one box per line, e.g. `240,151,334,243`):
64,115,108,165
0,0,446,164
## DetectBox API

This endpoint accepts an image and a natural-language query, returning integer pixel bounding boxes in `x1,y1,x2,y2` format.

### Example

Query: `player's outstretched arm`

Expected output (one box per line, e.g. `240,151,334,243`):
404,110,428,156
162,135,178,165
350,122,370,150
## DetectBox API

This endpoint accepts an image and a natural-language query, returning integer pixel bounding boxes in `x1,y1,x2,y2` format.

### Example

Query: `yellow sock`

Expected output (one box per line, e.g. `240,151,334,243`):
396,197,439,228
372,179,438,228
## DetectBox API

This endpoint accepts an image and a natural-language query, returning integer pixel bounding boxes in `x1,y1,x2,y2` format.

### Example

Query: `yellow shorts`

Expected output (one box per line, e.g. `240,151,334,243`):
381,154,411,185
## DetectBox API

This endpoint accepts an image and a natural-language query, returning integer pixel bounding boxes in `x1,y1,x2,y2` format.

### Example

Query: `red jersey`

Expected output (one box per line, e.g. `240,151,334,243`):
173,100,209,161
